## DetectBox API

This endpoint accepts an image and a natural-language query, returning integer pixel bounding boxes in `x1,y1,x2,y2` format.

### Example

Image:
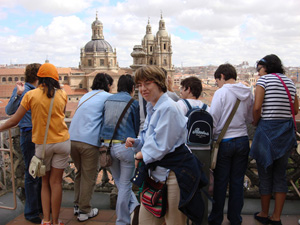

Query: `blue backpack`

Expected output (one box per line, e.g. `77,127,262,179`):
182,99,213,147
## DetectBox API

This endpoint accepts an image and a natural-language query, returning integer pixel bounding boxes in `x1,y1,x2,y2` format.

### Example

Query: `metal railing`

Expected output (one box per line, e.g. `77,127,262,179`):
0,129,17,210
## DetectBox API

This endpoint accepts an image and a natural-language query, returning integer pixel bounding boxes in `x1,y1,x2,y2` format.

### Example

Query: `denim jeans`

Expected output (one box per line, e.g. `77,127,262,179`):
20,130,42,220
208,136,249,225
109,143,139,225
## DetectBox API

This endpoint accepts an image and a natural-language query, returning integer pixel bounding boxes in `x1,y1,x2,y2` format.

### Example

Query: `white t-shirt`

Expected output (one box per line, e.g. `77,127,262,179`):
176,99,210,116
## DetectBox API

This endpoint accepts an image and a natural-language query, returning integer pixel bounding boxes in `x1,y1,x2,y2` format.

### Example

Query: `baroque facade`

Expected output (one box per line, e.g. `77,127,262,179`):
131,14,174,75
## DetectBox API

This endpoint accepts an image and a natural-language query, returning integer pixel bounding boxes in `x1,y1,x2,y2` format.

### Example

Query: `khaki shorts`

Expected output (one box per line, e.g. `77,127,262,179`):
35,139,71,171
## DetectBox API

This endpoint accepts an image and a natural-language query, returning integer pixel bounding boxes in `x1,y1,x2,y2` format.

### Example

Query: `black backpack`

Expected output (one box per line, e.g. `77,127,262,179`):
182,99,213,147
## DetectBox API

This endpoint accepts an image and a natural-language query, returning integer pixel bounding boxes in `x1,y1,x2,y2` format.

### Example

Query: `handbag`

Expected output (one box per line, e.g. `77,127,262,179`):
211,99,240,169
141,176,168,218
29,91,55,178
99,98,135,168
272,73,300,155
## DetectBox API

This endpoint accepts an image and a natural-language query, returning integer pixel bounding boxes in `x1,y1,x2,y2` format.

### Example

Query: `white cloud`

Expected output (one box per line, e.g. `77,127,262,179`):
16,0,92,14
0,16,88,66
0,0,300,67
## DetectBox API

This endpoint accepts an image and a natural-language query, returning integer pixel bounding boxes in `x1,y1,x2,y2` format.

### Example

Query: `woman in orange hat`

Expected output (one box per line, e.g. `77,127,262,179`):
0,63,70,225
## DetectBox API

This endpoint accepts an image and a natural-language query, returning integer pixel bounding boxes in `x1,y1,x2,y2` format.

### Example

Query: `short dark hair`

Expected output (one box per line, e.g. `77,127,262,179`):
257,54,285,74
105,74,114,86
91,73,110,92
25,63,41,83
214,63,237,81
117,74,135,94
180,77,202,99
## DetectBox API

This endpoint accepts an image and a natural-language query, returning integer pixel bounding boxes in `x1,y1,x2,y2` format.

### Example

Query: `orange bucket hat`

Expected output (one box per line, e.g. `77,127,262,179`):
37,63,59,81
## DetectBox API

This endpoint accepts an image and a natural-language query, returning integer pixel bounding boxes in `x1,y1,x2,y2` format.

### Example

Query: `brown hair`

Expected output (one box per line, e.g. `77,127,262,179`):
134,65,167,92
25,63,41,83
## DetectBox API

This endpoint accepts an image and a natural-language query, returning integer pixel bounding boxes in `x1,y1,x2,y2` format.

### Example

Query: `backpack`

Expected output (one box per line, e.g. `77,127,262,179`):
182,99,213,147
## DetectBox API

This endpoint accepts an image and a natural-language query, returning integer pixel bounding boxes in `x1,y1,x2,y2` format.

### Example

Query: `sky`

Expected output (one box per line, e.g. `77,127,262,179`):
0,0,300,68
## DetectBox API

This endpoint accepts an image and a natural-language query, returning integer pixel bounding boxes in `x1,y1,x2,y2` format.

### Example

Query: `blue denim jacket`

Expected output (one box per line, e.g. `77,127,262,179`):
250,118,296,169
100,92,140,141
5,83,36,129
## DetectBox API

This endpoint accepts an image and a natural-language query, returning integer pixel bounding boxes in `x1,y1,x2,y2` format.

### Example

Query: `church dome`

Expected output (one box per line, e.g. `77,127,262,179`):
92,18,102,26
144,33,155,40
156,30,168,37
84,39,113,53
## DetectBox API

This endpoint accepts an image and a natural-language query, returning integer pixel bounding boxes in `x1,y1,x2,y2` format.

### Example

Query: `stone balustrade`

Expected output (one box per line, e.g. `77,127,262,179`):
0,120,299,203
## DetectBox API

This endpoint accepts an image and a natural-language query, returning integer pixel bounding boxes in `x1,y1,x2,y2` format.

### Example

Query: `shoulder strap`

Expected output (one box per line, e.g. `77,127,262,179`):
41,90,56,160
202,103,208,111
215,99,240,145
109,98,135,147
272,73,297,130
182,99,192,111
76,90,102,112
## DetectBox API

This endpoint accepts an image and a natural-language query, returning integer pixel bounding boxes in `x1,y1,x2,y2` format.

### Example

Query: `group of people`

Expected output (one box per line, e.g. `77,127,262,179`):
0,53,297,225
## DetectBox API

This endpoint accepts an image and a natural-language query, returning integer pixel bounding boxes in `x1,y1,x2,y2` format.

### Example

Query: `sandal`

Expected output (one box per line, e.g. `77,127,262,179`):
269,219,282,225
254,212,271,224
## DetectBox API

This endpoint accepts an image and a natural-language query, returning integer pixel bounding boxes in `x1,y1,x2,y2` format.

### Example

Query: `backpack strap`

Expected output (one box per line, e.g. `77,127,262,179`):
201,103,207,111
182,99,192,114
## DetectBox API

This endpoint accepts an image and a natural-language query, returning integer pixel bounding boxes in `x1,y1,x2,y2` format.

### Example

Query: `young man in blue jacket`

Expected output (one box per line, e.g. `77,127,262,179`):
5,63,42,224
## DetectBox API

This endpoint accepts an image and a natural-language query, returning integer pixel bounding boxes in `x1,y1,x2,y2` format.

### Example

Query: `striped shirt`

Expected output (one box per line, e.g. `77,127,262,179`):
256,73,296,120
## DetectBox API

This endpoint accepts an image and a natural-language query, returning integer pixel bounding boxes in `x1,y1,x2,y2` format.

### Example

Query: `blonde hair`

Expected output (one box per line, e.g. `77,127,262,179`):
134,65,167,92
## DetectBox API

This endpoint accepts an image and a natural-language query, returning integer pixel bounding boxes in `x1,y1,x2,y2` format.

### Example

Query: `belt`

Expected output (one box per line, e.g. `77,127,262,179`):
103,139,124,144
20,127,32,132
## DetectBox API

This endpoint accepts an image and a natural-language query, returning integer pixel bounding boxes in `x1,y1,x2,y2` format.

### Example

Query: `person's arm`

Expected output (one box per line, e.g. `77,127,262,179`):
0,105,27,132
294,94,299,115
252,86,265,126
5,86,22,115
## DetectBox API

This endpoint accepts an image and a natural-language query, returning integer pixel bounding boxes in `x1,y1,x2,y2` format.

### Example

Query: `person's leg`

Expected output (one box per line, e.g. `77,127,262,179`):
49,167,64,225
110,144,139,225
41,171,51,222
256,163,273,218
259,194,272,217
208,142,232,225
20,130,42,222
191,149,210,225
270,152,290,222
48,139,71,224
78,142,99,213
227,137,249,225
70,141,82,208
164,171,186,225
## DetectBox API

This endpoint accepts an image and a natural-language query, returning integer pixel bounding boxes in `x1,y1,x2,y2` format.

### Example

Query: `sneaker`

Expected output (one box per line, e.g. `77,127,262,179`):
40,220,51,225
74,205,79,215
77,208,99,222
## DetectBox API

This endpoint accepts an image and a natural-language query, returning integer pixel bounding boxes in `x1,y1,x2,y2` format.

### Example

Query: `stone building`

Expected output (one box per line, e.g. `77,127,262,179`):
130,14,174,75
79,13,118,74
